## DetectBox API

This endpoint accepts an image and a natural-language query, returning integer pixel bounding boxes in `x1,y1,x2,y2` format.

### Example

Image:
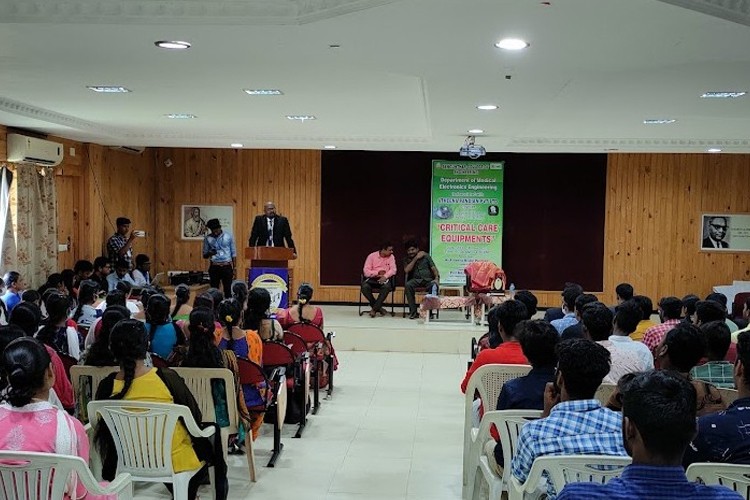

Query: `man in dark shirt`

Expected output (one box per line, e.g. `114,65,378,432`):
561,293,598,340
106,216,138,269
684,330,750,466
403,239,439,319
491,320,559,471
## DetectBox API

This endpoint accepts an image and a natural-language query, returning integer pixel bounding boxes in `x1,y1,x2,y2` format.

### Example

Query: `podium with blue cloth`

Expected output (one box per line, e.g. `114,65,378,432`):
245,247,296,310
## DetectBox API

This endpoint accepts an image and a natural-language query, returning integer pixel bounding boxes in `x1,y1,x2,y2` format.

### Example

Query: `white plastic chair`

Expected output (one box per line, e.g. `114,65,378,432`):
509,454,631,500
0,450,133,500
687,462,750,498
594,383,617,406
462,363,532,498
171,367,257,481
88,400,216,499
469,409,541,500
69,365,119,423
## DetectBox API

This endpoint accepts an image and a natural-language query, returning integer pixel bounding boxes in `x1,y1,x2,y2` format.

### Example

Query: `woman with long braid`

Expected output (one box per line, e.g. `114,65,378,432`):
170,283,193,321
243,287,283,341
94,319,228,500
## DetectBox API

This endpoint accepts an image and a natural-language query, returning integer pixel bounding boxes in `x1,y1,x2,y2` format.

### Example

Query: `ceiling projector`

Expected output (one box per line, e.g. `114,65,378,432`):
459,135,486,159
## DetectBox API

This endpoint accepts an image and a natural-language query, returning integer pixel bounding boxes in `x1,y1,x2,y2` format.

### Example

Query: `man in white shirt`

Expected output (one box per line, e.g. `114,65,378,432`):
608,299,655,370
131,254,152,287
106,259,136,292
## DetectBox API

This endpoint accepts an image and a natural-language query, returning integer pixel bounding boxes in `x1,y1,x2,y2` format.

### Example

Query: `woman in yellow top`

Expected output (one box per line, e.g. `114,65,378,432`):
93,319,228,500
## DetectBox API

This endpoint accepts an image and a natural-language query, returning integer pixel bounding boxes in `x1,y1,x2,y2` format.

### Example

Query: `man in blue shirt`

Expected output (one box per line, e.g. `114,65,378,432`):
510,339,627,497
559,370,742,500
684,330,750,466
106,259,136,292
203,218,236,297
550,285,583,334
1,271,25,313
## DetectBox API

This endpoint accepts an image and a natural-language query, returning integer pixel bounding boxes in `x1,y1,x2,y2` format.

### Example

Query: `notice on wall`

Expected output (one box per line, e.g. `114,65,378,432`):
429,160,504,285
700,213,750,252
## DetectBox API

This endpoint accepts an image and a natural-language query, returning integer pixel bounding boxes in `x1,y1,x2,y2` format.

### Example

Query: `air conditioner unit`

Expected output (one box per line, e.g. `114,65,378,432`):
6,134,64,166
109,146,145,155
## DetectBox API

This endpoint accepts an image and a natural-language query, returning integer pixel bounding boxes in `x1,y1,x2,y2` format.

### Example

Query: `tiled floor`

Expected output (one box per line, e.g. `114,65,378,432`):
136,349,467,499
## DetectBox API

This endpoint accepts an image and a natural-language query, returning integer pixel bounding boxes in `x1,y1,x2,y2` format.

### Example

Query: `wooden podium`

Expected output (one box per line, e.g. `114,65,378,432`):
245,247,296,301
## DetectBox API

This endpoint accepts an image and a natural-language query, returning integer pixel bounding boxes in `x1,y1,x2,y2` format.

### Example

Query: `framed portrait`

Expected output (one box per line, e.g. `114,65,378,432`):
181,205,234,240
700,213,750,252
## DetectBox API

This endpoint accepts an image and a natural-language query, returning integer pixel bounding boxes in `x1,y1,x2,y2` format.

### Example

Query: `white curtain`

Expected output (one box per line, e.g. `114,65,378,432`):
0,166,15,275
6,166,58,287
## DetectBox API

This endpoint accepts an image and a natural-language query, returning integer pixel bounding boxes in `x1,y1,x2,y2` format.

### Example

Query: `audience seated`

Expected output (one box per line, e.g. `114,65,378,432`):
72,259,94,292
461,300,529,393
94,319,228,500
130,253,152,286
72,279,101,328
654,322,726,416
89,256,111,292
83,306,130,367
217,299,265,441
609,300,654,370
685,330,750,467
20,289,41,307
170,283,194,322
615,282,634,305
0,337,113,499
681,293,700,323
86,290,129,348
550,285,582,334
733,296,750,342
582,302,649,384
243,287,283,342
691,321,734,388
1,271,25,313
559,370,742,500
105,258,136,292
642,296,683,354
489,320,559,473
630,295,656,342
36,292,83,360
706,292,739,333
9,303,74,411
145,294,185,361
510,339,627,497
560,293,597,340
543,282,582,323
696,300,737,363
514,290,538,320
278,282,324,329
476,305,502,352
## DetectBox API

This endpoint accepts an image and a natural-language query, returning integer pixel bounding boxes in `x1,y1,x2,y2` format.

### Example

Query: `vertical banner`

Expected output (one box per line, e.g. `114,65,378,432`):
248,267,289,311
430,160,504,284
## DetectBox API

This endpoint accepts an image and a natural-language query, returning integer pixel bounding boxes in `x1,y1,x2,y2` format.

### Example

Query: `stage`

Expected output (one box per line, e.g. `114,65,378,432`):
316,305,487,354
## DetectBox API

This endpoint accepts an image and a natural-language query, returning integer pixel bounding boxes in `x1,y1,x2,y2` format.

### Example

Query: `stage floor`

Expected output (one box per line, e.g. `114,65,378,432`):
318,305,486,354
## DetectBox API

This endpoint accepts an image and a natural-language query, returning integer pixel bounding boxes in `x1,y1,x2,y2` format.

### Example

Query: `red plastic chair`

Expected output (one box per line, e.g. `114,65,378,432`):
263,341,308,437
287,322,336,404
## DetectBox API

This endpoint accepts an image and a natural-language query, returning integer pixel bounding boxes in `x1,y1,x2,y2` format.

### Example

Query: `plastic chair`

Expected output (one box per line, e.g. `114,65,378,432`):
87,400,216,500
462,364,532,496
170,367,255,481
287,322,336,403
0,450,133,500
70,365,119,424
468,409,541,500
509,455,632,500
237,357,287,468
687,462,750,498
263,341,309,438
358,273,396,316
594,383,617,406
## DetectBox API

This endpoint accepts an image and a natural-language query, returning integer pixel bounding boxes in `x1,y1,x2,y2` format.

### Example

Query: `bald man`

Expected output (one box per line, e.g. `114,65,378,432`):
249,201,297,255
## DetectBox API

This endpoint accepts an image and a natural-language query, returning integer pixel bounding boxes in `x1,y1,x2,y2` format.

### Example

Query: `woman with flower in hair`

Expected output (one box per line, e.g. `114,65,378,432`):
277,282,324,329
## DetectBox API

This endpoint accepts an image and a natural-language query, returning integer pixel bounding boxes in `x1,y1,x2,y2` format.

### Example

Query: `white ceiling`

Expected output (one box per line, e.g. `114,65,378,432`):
1,0,750,153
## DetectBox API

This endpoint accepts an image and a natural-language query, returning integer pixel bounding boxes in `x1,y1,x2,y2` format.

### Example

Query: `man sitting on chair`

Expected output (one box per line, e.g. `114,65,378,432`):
361,241,397,318
403,239,440,320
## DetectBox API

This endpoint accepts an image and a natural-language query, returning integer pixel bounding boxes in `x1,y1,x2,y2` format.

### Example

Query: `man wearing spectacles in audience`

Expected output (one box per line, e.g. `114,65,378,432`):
702,216,729,249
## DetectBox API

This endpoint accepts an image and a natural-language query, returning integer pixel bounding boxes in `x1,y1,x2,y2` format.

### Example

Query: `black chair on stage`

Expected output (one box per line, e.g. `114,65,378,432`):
358,273,396,316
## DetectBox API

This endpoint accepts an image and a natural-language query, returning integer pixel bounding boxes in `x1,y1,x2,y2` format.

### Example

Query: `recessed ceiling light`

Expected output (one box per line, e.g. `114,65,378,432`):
707,148,722,153
494,38,529,50
154,40,191,50
165,113,196,119
329,44,341,49
701,91,746,99
643,119,676,124
468,129,484,134
477,105,498,110
86,86,131,93
230,143,243,148
286,115,316,121
243,89,284,95
323,145,337,149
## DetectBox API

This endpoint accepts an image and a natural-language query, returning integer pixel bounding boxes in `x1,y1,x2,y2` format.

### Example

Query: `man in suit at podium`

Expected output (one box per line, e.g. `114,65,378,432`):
249,201,297,257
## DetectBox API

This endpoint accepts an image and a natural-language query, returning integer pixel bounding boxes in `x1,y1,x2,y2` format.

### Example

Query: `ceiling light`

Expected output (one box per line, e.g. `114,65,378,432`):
494,38,529,50
286,115,316,121
86,86,131,93
476,105,498,110
643,119,676,124
701,91,746,99
165,113,196,119
230,143,243,148
468,129,484,134
323,145,337,149
244,89,284,95
154,40,191,50
707,148,722,153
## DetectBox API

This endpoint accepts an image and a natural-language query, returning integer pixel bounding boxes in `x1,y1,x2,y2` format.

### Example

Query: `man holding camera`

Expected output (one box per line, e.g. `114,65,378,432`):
203,218,237,297
107,216,142,269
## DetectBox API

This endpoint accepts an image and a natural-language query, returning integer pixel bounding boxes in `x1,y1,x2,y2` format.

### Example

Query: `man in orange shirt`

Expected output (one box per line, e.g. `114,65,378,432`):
461,300,529,393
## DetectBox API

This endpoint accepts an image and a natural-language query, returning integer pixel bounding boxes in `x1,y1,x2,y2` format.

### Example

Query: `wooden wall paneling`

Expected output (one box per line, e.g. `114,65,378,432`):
55,174,81,270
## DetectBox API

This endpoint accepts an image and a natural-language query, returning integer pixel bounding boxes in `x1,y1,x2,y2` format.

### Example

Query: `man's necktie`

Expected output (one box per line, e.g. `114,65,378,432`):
267,218,274,247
